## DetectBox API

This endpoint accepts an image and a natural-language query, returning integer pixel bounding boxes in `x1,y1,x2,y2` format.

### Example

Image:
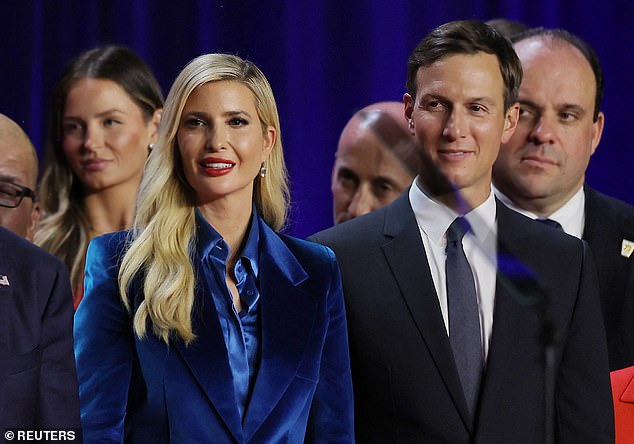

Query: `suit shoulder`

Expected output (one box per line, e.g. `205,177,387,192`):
499,202,584,251
87,230,131,261
0,227,66,271
279,232,337,264
308,206,387,247
586,186,634,223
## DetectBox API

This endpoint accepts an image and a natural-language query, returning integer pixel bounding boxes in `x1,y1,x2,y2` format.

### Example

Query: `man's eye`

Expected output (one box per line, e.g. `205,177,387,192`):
337,170,358,188
374,181,395,198
560,112,578,122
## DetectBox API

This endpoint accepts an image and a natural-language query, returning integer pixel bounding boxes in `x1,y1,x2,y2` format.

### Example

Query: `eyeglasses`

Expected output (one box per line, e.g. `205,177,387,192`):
0,180,36,208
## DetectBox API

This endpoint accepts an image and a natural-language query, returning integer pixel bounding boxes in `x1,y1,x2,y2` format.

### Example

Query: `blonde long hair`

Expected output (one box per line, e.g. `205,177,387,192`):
119,53,290,343
35,46,163,291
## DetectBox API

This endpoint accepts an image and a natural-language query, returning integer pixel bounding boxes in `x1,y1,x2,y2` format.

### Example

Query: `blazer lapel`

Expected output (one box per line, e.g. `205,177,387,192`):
622,371,634,403
171,267,244,443
381,193,472,430
243,224,314,440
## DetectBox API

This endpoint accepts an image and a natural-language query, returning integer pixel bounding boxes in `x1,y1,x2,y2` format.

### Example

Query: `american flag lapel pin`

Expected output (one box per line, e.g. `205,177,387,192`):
0,275,9,286
621,239,634,259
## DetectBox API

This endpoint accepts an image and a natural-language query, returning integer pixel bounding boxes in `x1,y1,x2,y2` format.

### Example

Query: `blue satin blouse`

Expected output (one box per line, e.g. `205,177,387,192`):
195,209,261,421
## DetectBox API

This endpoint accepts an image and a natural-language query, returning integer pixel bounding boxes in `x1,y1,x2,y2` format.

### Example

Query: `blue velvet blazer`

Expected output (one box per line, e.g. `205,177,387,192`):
74,218,354,443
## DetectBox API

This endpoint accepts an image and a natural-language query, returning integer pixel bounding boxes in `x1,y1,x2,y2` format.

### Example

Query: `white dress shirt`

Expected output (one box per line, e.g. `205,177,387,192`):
409,179,498,359
493,185,585,239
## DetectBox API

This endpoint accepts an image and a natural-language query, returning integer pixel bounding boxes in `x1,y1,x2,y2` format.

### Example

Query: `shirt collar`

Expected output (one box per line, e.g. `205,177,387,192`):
493,184,585,238
410,177,497,246
195,207,261,277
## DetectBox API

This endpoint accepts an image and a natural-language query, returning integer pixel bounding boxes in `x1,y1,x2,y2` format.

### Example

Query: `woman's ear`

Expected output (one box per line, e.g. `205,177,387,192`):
262,126,276,162
148,108,163,144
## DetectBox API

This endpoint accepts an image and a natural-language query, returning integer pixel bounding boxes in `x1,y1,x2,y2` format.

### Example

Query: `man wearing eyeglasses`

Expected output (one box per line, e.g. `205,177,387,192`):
0,114,80,434
0,114,40,240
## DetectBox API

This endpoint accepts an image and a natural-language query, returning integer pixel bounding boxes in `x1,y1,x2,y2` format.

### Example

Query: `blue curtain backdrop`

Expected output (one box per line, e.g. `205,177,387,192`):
2,1,632,238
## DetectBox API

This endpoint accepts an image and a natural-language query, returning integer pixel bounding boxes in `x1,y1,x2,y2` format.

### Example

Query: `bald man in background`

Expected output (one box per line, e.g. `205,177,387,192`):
0,114,79,433
0,114,40,239
331,101,419,224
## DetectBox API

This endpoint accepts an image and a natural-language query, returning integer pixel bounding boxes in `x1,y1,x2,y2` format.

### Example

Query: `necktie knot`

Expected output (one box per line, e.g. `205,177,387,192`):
446,217,471,246
536,218,562,231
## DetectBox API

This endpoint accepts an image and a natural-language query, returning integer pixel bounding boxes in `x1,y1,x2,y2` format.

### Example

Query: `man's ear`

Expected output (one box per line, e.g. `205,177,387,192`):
25,201,41,242
403,93,415,135
501,102,520,144
590,111,605,156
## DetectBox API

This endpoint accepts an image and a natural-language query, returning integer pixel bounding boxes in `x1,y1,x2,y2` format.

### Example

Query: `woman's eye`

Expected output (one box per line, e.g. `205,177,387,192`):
229,117,248,126
103,118,120,127
62,122,83,134
184,118,205,127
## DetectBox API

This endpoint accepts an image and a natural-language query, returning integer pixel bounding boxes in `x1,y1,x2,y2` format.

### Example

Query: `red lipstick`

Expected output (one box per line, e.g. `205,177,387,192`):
199,157,236,177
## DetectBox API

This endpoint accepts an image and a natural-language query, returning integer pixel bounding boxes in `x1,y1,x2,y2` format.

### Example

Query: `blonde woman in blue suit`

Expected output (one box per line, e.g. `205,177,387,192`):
74,53,354,443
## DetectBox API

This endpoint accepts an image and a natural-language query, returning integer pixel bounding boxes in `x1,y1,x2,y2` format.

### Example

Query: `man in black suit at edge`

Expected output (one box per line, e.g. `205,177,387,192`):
492,27,634,372
0,114,80,437
310,20,613,443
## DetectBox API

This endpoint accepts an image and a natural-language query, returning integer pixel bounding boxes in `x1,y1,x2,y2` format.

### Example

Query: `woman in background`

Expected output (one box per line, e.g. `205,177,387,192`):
74,53,354,443
35,45,163,309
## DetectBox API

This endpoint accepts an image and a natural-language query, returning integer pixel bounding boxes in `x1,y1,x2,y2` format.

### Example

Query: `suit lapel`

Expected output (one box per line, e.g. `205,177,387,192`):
381,193,472,430
242,224,314,440
482,203,542,408
172,265,244,443
583,187,617,278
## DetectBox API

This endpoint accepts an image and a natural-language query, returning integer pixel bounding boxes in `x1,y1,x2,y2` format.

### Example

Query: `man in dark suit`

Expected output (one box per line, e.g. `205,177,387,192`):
0,227,80,429
310,20,613,442
492,28,634,371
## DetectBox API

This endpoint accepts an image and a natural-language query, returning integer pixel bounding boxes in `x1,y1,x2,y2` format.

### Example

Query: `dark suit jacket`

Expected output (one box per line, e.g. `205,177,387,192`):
584,186,634,371
0,227,80,431
74,218,354,443
310,192,613,443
